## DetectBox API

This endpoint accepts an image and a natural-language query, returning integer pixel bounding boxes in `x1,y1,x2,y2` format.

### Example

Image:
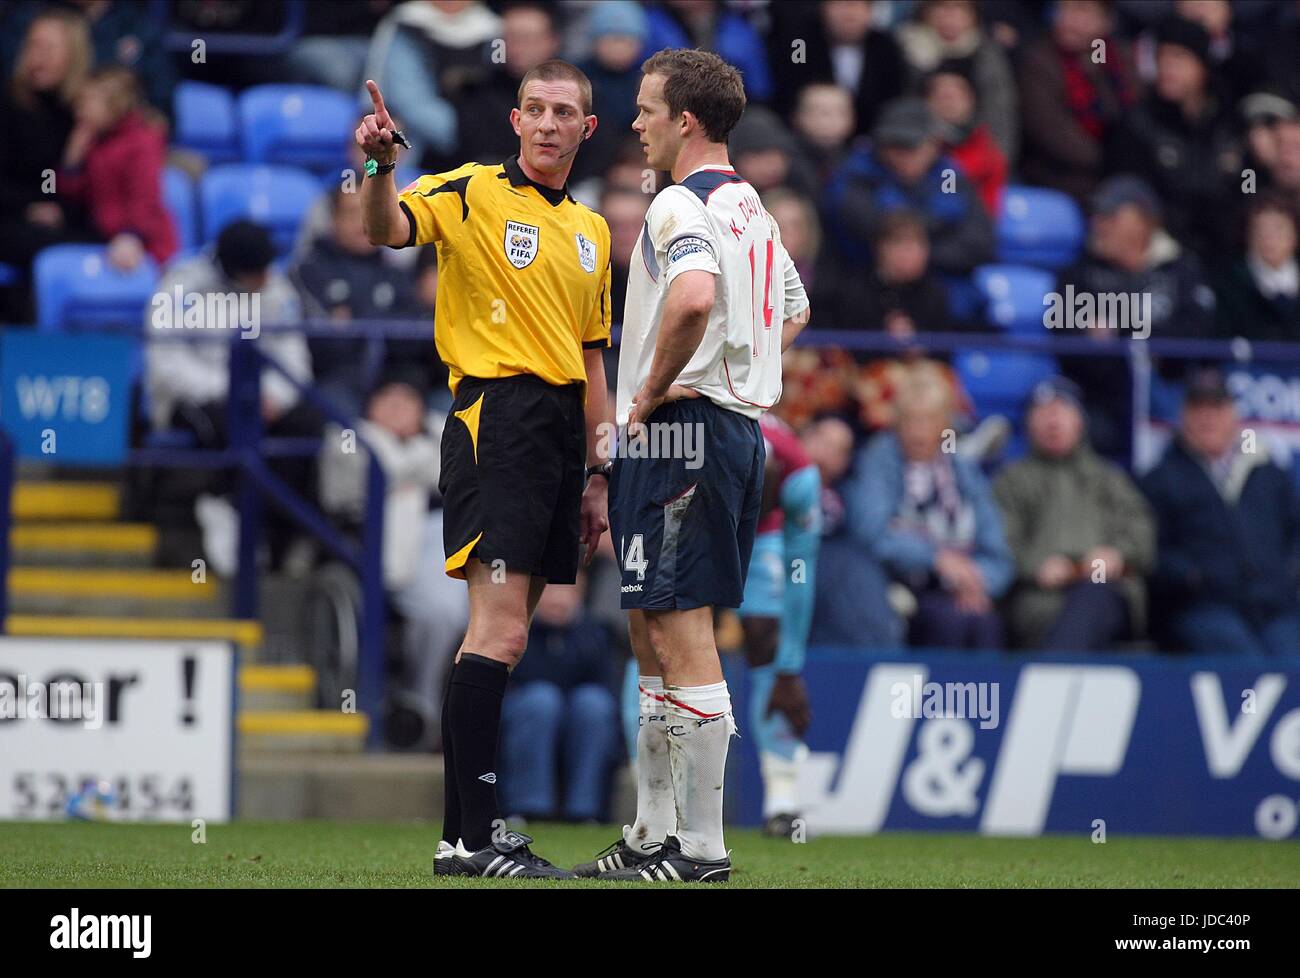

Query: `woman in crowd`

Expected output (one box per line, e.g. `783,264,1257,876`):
58,65,177,271
0,8,94,320
844,363,1013,650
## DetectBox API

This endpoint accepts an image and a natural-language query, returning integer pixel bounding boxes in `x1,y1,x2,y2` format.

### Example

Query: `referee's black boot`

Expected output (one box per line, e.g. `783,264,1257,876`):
447,831,576,879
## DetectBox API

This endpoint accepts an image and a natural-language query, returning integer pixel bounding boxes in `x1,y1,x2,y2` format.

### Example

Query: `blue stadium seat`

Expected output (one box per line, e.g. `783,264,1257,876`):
163,165,200,254
199,164,322,257
34,245,159,332
955,349,1060,422
173,81,239,163
974,264,1055,333
239,84,356,174
0,262,19,286
997,186,1085,270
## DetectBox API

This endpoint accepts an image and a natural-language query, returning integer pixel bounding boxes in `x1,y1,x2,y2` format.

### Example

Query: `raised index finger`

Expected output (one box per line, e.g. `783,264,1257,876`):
365,79,389,119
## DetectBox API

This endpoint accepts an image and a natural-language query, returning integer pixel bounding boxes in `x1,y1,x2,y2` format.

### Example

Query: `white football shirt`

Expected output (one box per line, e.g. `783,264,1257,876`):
616,164,809,424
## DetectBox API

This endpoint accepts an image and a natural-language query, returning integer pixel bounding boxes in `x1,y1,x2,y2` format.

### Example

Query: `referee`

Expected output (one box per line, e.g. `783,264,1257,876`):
358,63,612,879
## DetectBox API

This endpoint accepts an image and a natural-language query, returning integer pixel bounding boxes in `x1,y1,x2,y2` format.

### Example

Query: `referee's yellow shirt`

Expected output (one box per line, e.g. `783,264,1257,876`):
396,154,612,395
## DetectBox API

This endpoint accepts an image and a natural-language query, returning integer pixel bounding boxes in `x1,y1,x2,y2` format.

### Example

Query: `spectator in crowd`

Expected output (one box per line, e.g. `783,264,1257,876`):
994,377,1155,651
0,7,93,322
1018,0,1137,200
600,183,649,319
1055,174,1216,455
286,0,394,94
844,365,1013,650
767,0,905,137
318,370,465,751
293,186,430,414
574,0,648,182
363,0,502,169
144,220,316,574
643,0,772,103
498,573,621,823
828,209,951,336
896,0,1018,162
1170,0,1265,106
57,65,177,270
1214,194,1300,341
924,61,1007,215
824,96,994,275
729,104,818,199
1140,369,1300,655
1111,16,1243,262
763,188,838,327
0,1,173,114
803,415,903,648
1263,119,1300,216
454,2,561,165
1239,91,1296,190
791,82,856,187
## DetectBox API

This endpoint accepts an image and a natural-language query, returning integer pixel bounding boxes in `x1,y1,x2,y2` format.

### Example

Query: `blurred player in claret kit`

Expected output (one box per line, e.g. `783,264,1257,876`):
356,64,614,879
739,414,821,838
574,49,811,882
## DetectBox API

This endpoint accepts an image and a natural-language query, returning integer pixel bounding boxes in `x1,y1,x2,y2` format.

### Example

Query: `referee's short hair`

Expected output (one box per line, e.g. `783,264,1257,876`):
641,49,747,144
517,59,593,116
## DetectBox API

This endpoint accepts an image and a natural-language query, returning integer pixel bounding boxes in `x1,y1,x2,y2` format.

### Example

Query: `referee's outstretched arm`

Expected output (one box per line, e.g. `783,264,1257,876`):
357,80,412,248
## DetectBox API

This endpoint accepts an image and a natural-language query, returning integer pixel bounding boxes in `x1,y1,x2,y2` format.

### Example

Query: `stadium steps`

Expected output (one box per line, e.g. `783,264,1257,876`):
9,521,159,566
238,663,316,712
10,479,121,521
238,710,369,753
3,613,264,646
5,472,373,762
237,752,437,819
5,566,222,616
235,752,638,822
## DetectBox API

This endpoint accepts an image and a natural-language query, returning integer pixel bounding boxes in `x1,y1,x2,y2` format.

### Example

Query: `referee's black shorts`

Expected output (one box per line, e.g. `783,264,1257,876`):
440,373,585,583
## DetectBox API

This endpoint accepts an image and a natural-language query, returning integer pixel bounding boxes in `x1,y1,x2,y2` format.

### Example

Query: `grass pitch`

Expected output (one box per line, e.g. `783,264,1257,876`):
2,821,1297,888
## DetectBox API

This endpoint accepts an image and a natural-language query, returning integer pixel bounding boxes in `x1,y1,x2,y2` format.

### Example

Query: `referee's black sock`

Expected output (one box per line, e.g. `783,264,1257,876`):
447,653,510,852
439,672,460,845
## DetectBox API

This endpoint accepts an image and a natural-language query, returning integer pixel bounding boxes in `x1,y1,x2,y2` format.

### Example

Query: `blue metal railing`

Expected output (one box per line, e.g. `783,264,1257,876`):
131,332,389,746
8,315,1300,746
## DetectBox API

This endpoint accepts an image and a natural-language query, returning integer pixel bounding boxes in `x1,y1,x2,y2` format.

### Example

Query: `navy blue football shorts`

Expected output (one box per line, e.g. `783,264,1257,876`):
609,397,765,610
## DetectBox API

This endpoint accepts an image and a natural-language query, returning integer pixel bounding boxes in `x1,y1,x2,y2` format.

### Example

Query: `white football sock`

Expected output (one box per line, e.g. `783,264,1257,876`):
626,676,676,853
664,681,735,862
760,745,808,818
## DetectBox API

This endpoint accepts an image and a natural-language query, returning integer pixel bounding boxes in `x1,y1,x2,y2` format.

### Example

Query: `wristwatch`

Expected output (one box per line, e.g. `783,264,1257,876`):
585,461,613,481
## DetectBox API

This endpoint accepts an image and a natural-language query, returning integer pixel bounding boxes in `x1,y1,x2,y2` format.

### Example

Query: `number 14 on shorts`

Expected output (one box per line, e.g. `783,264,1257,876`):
621,533,649,580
